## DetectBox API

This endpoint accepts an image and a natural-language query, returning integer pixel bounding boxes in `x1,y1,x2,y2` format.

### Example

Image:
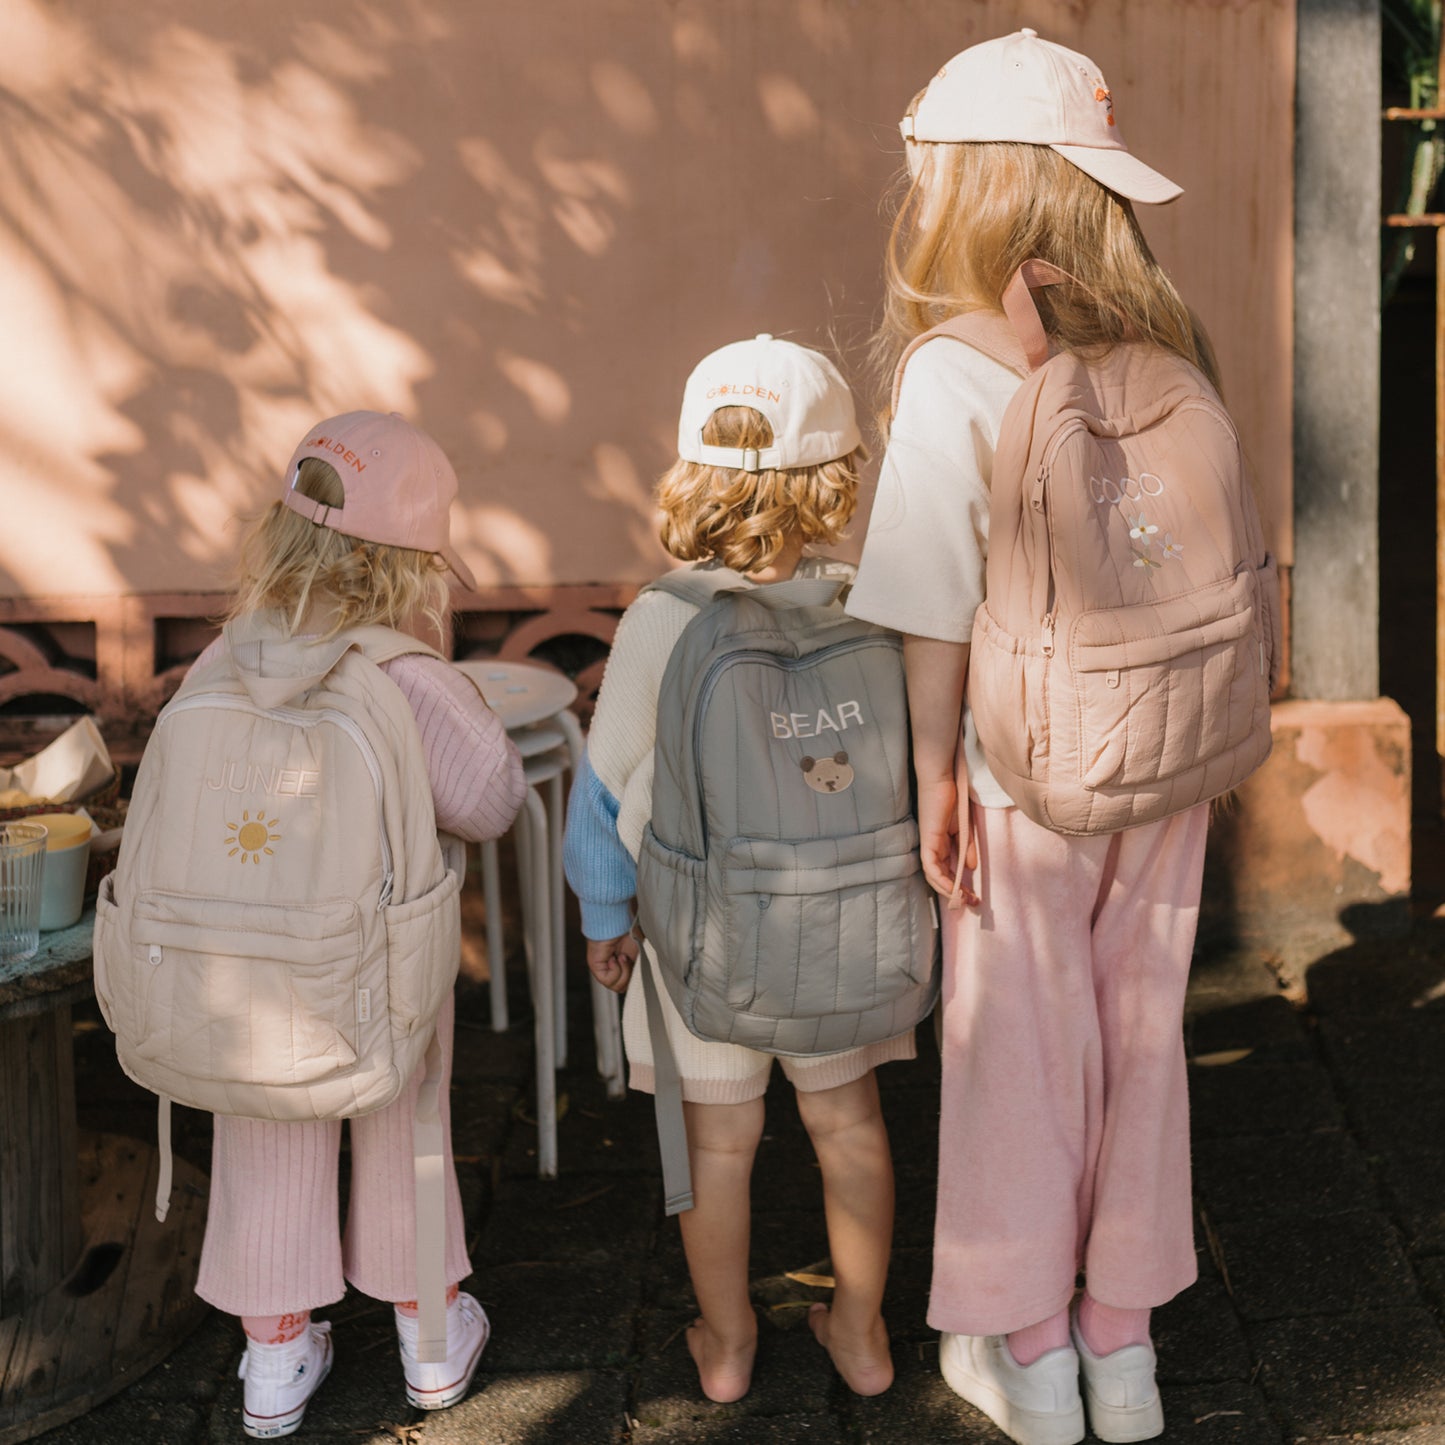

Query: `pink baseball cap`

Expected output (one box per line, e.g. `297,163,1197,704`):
900,28,1182,205
281,410,476,590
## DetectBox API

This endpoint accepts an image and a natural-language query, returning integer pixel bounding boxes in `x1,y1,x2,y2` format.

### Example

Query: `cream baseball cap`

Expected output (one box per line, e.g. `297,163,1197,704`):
901,28,1182,205
676,335,861,473
282,410,477,590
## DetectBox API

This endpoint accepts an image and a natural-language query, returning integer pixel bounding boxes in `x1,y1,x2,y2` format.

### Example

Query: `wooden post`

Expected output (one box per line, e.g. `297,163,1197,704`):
0,1007,81,1319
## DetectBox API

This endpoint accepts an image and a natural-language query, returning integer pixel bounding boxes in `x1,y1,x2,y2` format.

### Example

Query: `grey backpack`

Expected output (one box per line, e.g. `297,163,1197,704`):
635,565,939,1212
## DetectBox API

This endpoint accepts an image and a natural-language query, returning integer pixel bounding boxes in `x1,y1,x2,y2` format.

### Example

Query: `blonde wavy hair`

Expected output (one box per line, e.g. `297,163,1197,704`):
656,406,863,575
229,457,450,639
877,129,1220,397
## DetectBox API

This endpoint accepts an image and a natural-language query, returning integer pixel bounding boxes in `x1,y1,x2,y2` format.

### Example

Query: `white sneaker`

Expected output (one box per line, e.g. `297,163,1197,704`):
396,1292,490,1410
1071,1320,1165,1442
939,1332,1085,1445
238,1321,333,1439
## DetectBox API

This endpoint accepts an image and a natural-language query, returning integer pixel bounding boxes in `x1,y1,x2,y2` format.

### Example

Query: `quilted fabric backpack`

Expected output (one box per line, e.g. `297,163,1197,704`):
93,610,465,1359
635,565,939,1211
892,262,1281,836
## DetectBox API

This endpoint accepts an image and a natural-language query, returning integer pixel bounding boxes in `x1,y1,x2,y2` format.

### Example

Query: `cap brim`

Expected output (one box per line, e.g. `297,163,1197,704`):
439,544,477,593
1049,144,1182,204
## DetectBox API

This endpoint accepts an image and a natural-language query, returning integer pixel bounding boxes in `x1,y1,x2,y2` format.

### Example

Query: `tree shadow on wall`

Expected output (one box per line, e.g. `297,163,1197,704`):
0,0,914,603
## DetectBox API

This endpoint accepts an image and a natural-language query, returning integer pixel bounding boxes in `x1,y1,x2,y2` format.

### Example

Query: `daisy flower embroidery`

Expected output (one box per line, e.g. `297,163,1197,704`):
1132,547,1160,570
1128,512,1158,544
1160,534,1184,562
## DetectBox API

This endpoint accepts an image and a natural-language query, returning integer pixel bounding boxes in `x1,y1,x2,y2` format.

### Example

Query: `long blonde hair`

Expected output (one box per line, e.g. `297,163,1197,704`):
878,135,1220,393
230,457,449,639
656,406,863,575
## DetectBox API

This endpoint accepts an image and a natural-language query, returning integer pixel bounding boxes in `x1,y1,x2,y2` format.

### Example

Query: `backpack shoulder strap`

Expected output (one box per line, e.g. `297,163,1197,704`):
641,565,751,611
890,312,1031,416
342,625,447,668
890,260,1070,415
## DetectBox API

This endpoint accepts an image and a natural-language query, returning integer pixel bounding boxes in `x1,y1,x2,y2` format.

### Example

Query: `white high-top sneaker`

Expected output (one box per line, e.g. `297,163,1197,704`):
395,1292,490,1410
238,1321,333,1439
1071,1317,1165,1442
939,1332,1085,1445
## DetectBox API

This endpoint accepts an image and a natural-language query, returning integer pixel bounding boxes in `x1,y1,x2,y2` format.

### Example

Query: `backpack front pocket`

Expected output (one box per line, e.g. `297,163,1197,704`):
720,819,933,1020
130,892,362,1088
1071,571,1267,791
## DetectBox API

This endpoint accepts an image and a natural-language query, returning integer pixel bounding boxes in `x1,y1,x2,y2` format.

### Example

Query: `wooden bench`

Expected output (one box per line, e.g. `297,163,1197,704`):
0,915,208,1444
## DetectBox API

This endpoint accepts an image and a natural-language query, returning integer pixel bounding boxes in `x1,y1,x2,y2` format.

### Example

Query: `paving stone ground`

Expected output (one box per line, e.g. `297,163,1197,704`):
37,882,1445,1444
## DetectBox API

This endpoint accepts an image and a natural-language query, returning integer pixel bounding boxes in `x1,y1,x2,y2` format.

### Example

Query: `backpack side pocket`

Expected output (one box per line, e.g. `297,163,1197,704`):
636,825,705,987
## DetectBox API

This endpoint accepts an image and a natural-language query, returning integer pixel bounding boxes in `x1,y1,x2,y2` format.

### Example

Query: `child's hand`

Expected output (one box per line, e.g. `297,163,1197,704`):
918,772,979,909
586,932,640,993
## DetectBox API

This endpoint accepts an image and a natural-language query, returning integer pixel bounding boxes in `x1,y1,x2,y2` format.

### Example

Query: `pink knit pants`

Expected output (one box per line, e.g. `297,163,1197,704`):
929,803,1209,1337
196,994,471,1317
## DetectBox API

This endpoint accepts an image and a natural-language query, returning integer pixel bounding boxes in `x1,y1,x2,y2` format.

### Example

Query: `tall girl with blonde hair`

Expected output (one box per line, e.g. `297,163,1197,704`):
847,31,1226,1445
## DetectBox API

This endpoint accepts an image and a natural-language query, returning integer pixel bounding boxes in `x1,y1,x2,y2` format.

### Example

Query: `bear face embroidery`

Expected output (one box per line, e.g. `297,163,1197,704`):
800,751,855,795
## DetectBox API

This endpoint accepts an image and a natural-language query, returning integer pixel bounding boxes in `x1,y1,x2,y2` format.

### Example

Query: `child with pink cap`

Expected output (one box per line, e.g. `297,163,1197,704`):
183,411,525,1436
848,30,1227,1445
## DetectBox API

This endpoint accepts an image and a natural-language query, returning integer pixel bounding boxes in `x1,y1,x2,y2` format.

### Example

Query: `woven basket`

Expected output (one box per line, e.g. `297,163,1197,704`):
0,771,121,823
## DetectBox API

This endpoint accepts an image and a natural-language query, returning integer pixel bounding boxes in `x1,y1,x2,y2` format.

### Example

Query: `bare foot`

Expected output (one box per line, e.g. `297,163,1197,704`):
686,1317,756,1403
808,1302,894,1396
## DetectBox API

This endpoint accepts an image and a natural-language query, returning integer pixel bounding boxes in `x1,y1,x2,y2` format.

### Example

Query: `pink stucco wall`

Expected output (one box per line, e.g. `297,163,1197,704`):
0,0,1294,601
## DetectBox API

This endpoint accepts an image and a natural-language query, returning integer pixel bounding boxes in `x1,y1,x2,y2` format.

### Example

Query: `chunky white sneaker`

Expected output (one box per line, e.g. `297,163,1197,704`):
396,1292,490,1410
238,1321,333,1439
1071,1319,1165,1442
939,1332,1085,1445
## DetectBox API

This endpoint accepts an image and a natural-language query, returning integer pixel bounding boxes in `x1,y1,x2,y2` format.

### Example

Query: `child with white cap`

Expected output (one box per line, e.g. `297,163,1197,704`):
565,335,913,1403
847,29,1219,1445
183,411,525,1435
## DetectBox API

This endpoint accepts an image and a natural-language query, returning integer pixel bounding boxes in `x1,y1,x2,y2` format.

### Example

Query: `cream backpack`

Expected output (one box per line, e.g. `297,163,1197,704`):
894,263,1281,835
94,611,464,1359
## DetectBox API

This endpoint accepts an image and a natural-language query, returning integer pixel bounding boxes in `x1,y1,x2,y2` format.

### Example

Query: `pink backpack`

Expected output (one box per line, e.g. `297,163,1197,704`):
894,262,1280,835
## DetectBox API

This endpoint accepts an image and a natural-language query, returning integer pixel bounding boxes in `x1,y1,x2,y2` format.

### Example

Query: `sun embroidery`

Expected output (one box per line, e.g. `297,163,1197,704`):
225,808,281,864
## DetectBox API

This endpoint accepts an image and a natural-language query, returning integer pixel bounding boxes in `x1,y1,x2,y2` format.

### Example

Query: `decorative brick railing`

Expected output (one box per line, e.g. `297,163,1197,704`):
0,586,634,766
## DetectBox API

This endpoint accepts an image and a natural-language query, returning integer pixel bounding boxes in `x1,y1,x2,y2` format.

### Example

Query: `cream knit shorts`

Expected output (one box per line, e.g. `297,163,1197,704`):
621,946,918,1104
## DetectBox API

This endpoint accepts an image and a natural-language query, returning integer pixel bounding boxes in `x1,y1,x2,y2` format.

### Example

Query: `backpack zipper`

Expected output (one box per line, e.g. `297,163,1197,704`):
160,692,395,908
689,635,898,851
1031,417,1100,656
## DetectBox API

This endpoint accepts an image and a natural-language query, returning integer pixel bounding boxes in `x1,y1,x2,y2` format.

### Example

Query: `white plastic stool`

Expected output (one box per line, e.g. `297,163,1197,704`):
457,661,626,1138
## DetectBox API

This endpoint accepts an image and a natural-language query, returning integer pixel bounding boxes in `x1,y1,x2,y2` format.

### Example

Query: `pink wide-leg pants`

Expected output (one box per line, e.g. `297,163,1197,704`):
928,802,1209,1337
195,994,471,1317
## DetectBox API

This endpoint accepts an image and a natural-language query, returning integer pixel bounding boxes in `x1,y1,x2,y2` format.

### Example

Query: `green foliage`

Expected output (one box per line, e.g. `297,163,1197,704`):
1383,0,1445,301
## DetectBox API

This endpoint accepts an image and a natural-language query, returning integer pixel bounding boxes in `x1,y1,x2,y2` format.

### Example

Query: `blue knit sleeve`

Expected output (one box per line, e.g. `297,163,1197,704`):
563,748,637,941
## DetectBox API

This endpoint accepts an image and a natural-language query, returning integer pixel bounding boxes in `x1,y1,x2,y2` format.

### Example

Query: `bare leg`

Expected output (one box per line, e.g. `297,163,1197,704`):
796,1071,895,1396
678,1097,766,1402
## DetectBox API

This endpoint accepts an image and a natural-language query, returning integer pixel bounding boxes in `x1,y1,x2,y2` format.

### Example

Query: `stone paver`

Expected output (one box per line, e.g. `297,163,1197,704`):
36,890,1445,1443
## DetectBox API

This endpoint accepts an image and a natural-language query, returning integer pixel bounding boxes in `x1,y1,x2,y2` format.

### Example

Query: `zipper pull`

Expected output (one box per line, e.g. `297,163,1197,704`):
1041,614,1056,657
1031,468,1047,513
378,873,394,911
148,944,163,966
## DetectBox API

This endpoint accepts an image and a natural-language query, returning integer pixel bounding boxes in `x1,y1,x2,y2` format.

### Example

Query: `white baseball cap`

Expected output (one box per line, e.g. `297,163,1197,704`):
900,29,1182,205
676,335,861,473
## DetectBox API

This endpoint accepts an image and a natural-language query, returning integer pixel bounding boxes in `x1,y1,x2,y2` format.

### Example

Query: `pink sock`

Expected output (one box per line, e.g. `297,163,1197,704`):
395,1282,460,1318
1077,1293,1152,1356
1006,1307,1071,1366
242,1311,309,1344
